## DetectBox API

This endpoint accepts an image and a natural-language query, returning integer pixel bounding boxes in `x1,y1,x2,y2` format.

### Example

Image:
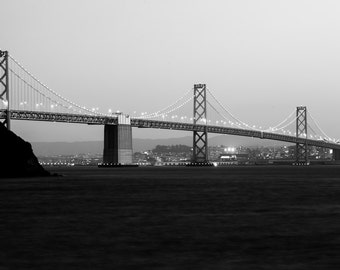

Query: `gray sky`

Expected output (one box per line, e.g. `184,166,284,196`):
1,0,340,142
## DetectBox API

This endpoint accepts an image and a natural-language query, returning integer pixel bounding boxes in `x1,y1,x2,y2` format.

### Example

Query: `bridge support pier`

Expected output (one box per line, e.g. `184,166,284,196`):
333,149,340,162
103,114,133,165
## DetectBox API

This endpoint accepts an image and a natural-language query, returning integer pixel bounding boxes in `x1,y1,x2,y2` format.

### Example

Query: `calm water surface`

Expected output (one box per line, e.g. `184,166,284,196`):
0,166,340,269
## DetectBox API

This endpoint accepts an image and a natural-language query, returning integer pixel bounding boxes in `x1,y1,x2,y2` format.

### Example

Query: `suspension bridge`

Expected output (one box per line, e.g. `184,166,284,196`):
1,50,340,165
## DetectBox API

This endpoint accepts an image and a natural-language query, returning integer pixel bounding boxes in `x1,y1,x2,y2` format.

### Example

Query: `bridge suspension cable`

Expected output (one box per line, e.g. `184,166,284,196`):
4,53,339,144
206,88,260,130
307,111,334,141
269,115,297,133
264,109,295,131
207,100,248,129
206,88,299,135
8,55,105,116
135,88,193,119
307,123,319,139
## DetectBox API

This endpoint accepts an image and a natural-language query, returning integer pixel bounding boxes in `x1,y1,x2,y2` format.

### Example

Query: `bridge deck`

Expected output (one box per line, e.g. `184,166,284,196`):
2,109,340,150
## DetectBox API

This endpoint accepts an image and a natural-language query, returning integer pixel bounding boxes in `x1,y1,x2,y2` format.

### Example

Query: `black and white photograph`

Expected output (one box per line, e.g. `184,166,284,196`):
1,0,340,269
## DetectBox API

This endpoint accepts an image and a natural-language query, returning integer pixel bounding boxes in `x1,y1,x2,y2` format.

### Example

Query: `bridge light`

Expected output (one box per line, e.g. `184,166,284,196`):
2,100,8,107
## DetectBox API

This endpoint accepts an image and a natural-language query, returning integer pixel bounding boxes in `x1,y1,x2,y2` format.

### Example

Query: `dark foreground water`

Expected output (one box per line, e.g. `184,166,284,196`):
0,166,340,269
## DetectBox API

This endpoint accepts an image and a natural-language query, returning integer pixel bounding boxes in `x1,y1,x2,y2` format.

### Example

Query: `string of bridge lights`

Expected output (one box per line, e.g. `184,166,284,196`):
308,111,333,141
134,88,193,119
9,68,102,115
139,95,194,120
206,88,340,142
131,86,339,142
207,98,299,136
206,88,301,134
9,55,107,116
5,54,340,143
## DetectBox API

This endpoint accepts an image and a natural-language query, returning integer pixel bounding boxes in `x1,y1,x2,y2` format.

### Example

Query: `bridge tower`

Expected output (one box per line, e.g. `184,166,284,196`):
103,114,133,165
295,106,309,165
192,84,209,163
0,50,10,130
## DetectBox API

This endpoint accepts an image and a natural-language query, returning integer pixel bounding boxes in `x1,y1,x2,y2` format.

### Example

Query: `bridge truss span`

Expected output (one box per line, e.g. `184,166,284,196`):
2,108,340,150
2,50,340,162
0,109,118,125
131,118,340,151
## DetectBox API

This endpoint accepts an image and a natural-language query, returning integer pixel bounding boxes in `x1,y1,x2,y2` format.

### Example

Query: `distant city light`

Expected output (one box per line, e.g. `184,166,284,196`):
224,147,236,153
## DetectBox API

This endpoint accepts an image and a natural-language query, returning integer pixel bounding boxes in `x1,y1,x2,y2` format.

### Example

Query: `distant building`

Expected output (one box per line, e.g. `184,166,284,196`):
220,153,249,162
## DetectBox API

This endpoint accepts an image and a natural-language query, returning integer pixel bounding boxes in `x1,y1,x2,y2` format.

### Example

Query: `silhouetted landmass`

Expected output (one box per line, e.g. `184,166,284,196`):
0,123,50,177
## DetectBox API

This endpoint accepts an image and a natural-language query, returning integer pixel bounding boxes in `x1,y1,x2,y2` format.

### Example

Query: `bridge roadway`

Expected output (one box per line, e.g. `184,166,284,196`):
2,109,340,150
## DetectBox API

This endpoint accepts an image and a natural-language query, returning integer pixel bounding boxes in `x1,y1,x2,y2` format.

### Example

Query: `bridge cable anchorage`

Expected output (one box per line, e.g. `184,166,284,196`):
135,90,193,119
8,55,106,116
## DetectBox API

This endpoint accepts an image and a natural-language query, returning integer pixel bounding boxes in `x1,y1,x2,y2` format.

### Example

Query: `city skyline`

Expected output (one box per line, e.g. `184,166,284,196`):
1,0,340,142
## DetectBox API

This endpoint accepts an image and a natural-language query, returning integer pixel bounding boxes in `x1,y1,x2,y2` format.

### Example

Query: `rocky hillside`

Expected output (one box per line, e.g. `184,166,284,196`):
0,123,50,177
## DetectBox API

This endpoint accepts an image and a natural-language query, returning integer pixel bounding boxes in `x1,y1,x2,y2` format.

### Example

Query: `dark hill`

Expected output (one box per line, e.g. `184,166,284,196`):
0,123,50,177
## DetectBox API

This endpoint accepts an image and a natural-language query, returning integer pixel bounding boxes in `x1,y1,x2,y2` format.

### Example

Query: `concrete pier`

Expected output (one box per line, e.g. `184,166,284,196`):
333,149,340,161
103,114,133,164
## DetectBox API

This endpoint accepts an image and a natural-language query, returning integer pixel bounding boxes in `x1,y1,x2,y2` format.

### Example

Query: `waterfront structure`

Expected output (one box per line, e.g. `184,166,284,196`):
1,50,340,165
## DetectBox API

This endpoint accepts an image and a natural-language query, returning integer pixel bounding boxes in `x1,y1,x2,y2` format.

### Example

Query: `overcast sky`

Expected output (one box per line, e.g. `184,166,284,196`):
1,0,340,142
